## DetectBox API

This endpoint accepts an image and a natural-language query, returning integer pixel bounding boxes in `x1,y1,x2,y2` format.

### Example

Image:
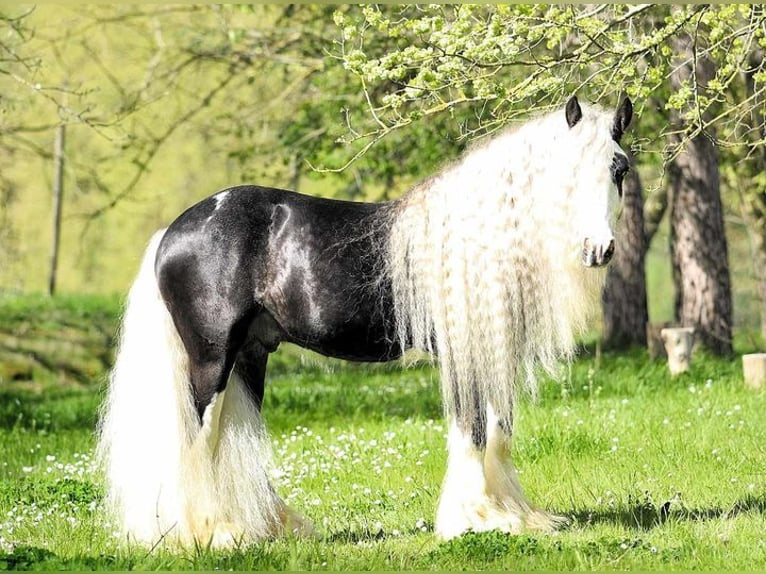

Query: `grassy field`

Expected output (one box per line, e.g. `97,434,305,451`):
0,295,765,570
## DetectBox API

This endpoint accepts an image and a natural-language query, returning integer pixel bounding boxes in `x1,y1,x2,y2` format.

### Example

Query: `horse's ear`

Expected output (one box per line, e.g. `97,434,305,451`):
565,96,582,128
612,97,633,142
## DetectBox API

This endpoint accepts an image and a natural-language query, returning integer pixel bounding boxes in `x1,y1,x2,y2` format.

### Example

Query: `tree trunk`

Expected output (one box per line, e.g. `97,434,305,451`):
602,152,648,348
48,123,65,297
668,143,733,355
668,33,733,355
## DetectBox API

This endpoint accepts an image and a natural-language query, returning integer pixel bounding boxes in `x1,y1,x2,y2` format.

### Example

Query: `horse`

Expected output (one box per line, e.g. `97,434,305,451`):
97,95,633,547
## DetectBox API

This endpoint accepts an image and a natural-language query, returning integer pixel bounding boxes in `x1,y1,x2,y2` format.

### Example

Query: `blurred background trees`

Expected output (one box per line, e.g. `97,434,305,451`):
1,4,765,352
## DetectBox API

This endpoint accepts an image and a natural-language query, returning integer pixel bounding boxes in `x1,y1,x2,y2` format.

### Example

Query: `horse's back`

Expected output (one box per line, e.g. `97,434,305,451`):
156,185,401,362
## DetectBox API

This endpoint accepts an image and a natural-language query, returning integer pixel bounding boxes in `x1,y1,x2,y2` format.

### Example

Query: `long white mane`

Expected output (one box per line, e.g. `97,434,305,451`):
387,103,621,428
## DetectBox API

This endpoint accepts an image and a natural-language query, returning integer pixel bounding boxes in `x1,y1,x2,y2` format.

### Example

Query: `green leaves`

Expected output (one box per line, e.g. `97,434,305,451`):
336,3,766,167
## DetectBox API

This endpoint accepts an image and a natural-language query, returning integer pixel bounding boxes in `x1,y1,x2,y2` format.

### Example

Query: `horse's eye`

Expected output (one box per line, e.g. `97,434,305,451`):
615,166,629,181
611,155,630,199
619,166,630,179
615,166,629,198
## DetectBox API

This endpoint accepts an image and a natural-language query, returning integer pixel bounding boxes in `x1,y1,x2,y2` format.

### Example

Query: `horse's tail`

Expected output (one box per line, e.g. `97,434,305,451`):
97,229,195,545
98,230,311,547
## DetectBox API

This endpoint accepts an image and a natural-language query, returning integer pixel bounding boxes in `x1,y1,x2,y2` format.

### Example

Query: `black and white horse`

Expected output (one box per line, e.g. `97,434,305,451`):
98,96,633,547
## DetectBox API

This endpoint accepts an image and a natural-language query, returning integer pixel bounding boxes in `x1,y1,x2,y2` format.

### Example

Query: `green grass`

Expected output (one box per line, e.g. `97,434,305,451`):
0,296,766,570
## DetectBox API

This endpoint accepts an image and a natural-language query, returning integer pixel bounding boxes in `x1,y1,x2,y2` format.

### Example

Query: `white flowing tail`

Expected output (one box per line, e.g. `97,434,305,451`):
97,230,306,547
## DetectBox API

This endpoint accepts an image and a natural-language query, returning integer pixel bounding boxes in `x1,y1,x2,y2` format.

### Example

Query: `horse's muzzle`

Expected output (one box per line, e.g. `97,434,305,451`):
582,238,615,267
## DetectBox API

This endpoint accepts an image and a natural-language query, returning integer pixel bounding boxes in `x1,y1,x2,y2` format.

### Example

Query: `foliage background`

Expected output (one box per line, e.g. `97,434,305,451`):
0,4,763,334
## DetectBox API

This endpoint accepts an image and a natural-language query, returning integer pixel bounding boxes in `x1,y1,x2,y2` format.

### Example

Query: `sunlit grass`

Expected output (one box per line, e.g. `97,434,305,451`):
1,296,766,569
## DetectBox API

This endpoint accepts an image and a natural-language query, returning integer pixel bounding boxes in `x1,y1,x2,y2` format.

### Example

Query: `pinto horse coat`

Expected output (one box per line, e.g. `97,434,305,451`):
98,96,633,546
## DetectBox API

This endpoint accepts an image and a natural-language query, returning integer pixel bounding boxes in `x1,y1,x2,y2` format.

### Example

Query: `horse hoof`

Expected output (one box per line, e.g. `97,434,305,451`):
524,509,569,533
435,498,566,540
436,497,523,540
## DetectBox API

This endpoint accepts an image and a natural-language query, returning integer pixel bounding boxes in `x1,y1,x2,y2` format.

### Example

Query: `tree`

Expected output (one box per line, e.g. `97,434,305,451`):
336,5,766,348
667,139,733,355
667,31,733,355
3,3,766,315
0,5,337,291
602,153,648,348
0,6,234,291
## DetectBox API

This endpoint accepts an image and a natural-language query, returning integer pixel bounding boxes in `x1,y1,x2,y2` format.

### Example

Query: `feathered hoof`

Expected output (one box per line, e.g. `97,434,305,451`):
183,501,314,549
524,508,569,532
193,509,315,549
435,498,567,541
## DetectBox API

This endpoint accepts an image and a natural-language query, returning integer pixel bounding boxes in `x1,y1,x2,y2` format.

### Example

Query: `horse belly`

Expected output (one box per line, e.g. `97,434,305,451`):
264,271,399,362
307,327,400,363
280,303,401,363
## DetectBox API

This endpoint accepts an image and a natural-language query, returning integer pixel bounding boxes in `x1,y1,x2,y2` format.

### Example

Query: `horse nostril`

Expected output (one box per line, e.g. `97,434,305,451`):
582,238,615,267
581,239,594,266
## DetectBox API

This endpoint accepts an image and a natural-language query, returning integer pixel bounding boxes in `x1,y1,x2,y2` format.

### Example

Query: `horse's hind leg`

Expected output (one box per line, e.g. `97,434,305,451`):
175,315,289,546
233,347,314,537
181,340,246,545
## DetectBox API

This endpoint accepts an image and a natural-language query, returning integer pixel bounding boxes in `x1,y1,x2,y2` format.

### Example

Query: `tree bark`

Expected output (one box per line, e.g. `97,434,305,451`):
669,35,732,355
668,142,732,354
668,34,733,355
602,152,648,348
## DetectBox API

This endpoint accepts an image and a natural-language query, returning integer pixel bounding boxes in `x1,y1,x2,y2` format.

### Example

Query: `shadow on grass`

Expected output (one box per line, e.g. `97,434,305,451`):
679,494,766,522
570,493,766,531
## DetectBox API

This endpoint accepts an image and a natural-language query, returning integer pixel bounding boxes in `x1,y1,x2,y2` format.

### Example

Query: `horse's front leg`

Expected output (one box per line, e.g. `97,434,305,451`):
435,409,503,540
435,403,566,540
483,404,567,533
